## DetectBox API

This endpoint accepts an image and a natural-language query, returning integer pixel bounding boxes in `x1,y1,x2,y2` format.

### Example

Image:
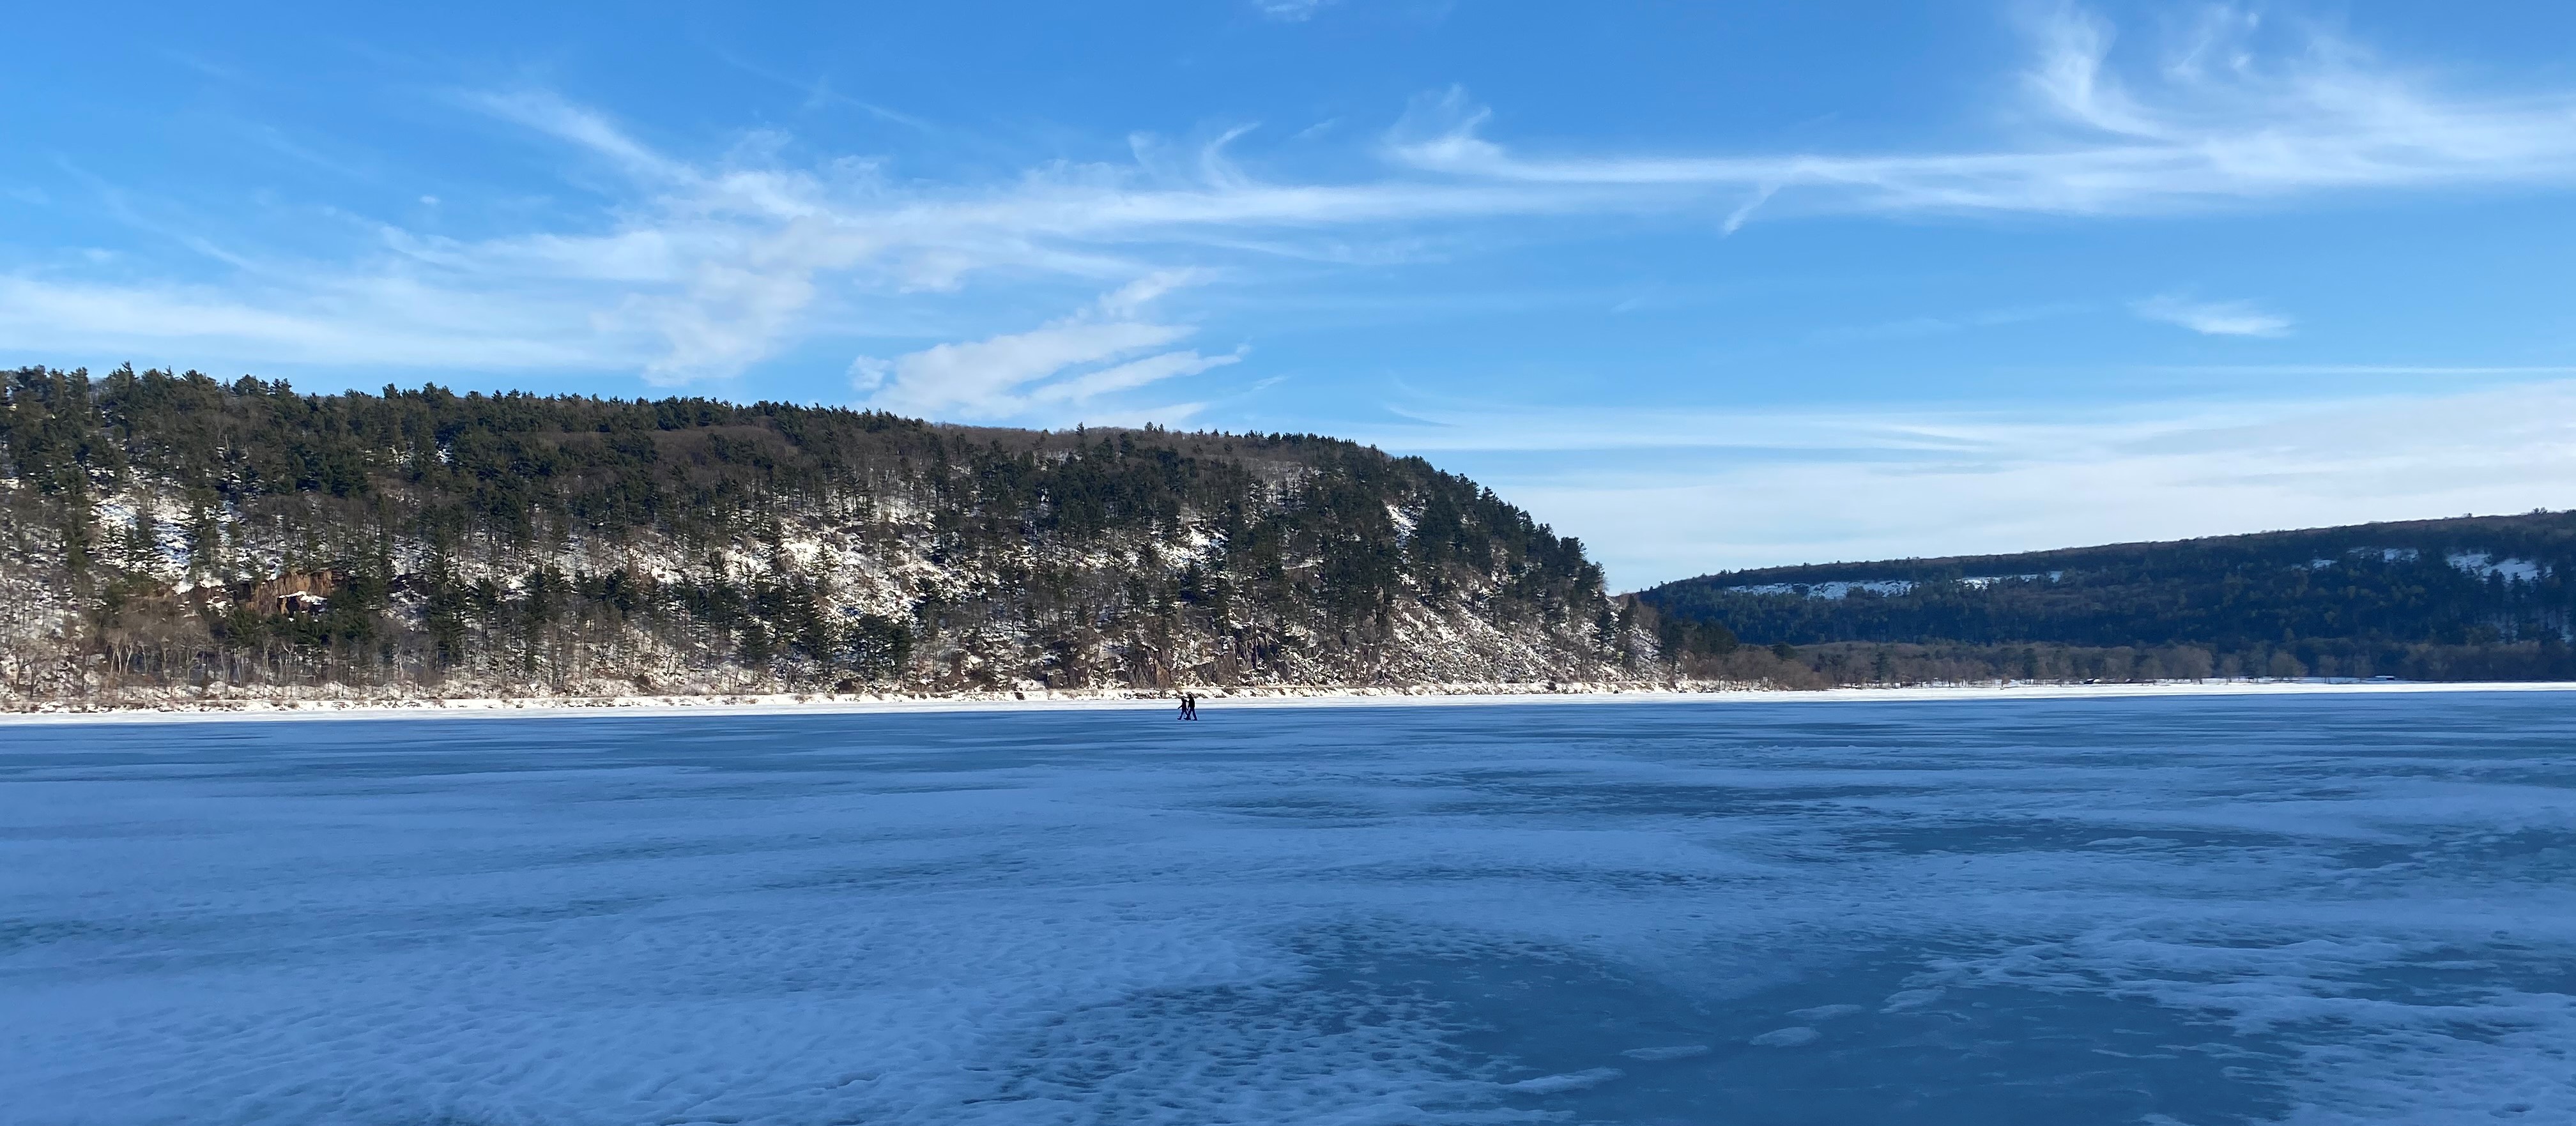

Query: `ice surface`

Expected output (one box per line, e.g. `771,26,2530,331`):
6,693,2576,1123
1501,1067,1623,1093
1747,1027,1820,1047
1617,1044,1710,1061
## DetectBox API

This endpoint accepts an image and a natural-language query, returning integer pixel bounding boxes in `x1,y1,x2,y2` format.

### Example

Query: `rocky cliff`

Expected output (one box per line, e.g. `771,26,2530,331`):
1,365,1663,705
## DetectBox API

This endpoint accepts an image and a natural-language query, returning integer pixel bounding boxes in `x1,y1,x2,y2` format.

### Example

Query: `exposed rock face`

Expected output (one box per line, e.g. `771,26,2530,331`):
247,572,337,616
2,366,1664,704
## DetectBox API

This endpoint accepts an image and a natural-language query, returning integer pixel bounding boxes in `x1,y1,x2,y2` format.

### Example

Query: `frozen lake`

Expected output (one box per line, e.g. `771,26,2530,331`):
6,693,2574,1125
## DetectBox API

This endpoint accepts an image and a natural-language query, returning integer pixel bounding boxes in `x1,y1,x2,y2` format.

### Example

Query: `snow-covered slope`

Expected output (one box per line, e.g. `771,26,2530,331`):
0,367,1665,704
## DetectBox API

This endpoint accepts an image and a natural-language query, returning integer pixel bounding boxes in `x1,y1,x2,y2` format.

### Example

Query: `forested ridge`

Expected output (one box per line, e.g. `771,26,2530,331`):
27,361,2554,702
1,365,1653,703
1641,514,2576,684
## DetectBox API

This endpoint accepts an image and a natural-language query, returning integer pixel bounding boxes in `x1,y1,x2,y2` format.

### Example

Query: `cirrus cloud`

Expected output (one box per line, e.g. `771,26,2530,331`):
8,5,2575,395
850,273,1243,423
2132,293,2294,337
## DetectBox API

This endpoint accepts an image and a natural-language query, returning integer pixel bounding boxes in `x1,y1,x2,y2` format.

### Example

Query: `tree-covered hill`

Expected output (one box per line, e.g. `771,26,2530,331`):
1,365,1653,703
1639,514,2576,683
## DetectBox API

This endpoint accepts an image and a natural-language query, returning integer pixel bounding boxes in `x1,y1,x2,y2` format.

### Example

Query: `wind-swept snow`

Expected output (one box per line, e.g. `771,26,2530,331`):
5,692,2573,1123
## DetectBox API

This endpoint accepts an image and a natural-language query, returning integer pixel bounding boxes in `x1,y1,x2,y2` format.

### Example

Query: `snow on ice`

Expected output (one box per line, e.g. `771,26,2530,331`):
5,693,2576,1123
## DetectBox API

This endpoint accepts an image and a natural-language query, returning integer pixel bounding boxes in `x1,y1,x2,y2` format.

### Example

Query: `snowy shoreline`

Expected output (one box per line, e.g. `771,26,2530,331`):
5,678,2574,726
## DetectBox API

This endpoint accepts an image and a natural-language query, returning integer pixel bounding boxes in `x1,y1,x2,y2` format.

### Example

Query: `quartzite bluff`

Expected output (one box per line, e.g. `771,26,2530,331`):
0,366,1666,704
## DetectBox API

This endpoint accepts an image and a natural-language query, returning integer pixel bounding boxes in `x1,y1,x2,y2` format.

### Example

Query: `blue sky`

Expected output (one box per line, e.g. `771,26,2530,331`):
8,1,2576,587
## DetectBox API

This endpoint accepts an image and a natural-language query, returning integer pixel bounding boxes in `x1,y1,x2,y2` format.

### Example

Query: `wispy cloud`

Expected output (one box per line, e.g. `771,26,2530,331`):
11,6,2576,392
2140,363,2576,376
2132,294,2293,337
1821,302,2089,343
459,90,691,183
1387,8,2576,216
1368,381,2576,586
1251,0,1338,22
710,51,935,132
850,273,1241,423
0,275,635,370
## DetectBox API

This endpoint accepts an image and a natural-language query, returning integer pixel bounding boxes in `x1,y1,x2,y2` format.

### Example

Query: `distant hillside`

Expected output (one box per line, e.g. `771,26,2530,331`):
1,365,1661,705
1638,513,2576,684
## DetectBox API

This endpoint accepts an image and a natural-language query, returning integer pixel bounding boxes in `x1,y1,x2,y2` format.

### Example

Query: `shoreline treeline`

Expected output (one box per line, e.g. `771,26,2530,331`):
1,365,1645,701
1643,514,2576,684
